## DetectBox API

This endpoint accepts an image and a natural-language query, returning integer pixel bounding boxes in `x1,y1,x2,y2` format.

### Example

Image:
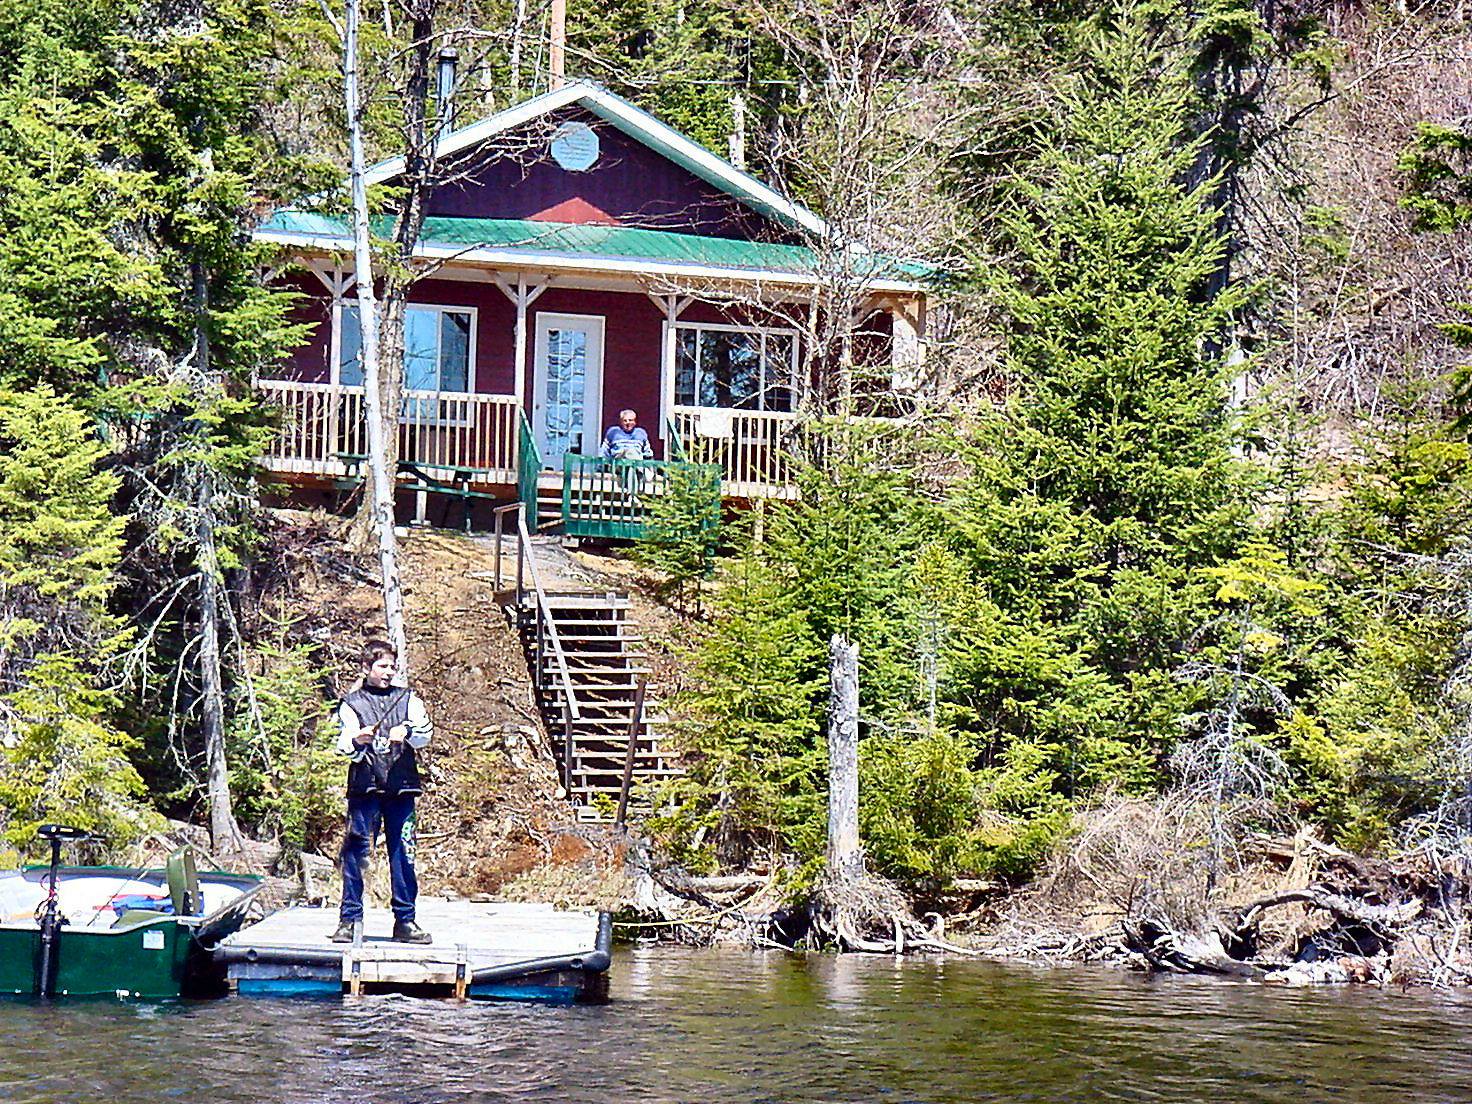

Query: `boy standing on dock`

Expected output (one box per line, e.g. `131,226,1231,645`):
331,639,434,945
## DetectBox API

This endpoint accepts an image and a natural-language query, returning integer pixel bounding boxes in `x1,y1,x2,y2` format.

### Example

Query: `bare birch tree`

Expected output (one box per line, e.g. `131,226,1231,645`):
316,0,549,669
323,0,410,666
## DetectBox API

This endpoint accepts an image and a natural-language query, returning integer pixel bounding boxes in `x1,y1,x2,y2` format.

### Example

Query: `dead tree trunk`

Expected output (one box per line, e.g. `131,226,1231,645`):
197,479,241,853
827,633,863,882
510,0,526,93
729,91,747,170
549,0,566,89
189,256,242,854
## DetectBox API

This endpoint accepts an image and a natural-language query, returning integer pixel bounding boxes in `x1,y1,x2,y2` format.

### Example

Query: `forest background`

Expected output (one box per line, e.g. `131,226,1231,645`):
0,0,1470,922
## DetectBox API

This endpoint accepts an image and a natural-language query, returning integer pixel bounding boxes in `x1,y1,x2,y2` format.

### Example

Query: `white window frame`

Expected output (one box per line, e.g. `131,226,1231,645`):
670,320,800,413
331,300,479,396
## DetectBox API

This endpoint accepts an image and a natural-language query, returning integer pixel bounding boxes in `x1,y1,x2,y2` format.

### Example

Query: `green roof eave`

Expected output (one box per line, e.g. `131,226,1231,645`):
257,211,937,286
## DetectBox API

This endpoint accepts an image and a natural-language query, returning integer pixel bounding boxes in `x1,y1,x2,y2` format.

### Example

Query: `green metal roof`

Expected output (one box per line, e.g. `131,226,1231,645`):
258,211,933,283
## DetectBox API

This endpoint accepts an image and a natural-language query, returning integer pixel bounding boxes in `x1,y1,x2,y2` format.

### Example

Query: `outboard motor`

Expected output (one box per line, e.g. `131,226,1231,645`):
33,824,93,997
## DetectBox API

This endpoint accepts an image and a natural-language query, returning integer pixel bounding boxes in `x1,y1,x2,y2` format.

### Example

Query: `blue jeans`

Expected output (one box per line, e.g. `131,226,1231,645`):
338,793,418,924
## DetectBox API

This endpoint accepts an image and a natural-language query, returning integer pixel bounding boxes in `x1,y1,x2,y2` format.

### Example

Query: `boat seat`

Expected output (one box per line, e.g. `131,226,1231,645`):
112,909,172,930
166,848,203,917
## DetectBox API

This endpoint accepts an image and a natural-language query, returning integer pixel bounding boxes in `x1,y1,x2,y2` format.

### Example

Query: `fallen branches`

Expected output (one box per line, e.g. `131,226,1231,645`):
1233,887,1422,935
1123,919,1261,977
964,795,1472,987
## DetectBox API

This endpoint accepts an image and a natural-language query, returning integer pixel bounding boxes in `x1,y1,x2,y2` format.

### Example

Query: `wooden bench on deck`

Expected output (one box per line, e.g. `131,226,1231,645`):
334,454,504,530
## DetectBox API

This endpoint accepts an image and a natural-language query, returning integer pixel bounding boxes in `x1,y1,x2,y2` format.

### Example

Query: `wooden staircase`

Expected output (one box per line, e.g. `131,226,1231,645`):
533,480,561,531
491,500,679,821
518,589,679,820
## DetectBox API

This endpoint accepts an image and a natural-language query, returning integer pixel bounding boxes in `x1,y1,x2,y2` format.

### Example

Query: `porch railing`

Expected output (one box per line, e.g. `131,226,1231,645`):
668,406,802,499
562,453,721,541
517,411,541,529
259,380,520,482
259,381,806,502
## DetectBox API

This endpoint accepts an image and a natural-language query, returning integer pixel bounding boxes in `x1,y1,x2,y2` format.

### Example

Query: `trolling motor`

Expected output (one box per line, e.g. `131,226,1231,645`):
33,824,94,998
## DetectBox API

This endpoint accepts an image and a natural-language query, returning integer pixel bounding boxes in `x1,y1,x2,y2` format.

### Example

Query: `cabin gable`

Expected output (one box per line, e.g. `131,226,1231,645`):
425,107,797,243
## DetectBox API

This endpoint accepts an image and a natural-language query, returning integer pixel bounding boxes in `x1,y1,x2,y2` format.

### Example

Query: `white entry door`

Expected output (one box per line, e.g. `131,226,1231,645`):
532,312,605,467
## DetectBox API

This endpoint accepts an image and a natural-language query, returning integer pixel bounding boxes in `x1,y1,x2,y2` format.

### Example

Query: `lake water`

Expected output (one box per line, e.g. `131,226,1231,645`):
2,946,1470,1103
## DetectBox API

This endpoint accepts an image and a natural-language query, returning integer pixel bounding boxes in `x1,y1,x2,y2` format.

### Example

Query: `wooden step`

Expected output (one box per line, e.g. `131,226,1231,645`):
546,679,646,692
540,595,629,611
544,638,644,651
540,649,642,662
540,663,650,677
568,782,677,797
538,647,640,660
565,737,669,752
571,758,672,773
566,765,675,780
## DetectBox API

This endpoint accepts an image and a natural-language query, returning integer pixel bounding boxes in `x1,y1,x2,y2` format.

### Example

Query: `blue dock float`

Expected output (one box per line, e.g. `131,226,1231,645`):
215,900,611,1003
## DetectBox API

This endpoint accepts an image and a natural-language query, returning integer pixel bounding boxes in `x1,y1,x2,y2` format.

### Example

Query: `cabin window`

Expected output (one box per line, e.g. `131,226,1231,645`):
337,303,474,394
673,323,797,412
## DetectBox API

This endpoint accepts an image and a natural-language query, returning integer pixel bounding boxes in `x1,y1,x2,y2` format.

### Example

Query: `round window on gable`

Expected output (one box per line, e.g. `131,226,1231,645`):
550,121,600,172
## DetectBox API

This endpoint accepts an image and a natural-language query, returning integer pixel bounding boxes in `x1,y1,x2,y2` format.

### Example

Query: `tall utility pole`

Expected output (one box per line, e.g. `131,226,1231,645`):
549,0,566,89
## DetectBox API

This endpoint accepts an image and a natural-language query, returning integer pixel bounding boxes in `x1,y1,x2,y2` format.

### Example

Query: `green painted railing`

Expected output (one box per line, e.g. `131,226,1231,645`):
517,412,541,530
664,416,688,462
561,453,721,541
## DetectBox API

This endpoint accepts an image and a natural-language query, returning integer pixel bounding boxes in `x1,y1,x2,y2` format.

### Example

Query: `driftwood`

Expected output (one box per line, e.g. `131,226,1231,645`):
1123,919,1260,977
1233,887,1422,935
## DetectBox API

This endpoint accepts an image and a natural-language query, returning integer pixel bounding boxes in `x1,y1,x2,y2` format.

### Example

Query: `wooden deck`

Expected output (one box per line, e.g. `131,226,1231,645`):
216,899,610,1002
257,380,805,502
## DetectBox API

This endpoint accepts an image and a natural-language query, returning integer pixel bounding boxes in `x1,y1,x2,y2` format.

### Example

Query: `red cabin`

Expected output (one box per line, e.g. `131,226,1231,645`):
256,81,929,523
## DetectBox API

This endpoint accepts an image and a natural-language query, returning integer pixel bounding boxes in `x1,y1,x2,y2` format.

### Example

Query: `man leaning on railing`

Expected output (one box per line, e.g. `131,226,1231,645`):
600,409,653,461
600,408,653,505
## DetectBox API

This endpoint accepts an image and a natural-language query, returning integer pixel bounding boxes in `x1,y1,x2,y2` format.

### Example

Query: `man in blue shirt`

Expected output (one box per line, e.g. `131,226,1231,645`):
601,409,653,461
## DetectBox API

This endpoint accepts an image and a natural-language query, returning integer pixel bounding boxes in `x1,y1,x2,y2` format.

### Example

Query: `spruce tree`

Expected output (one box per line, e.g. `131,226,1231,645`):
0,387,151,853
0,0,301,850
948,17,1251,803
654,544,826,872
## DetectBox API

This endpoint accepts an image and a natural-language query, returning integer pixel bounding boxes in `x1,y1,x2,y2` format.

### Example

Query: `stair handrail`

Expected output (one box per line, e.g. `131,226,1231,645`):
521,509,582,724
492,500,580,723
614,677,649,830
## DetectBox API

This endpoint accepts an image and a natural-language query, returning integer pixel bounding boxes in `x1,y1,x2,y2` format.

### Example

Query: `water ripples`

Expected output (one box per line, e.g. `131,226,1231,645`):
3,950,1472,1103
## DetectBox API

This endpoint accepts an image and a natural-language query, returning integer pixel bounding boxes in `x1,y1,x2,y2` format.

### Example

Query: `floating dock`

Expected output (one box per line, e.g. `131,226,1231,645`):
215,900,611,1003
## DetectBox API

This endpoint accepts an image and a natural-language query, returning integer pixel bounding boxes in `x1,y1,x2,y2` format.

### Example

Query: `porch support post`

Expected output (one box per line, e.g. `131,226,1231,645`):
324,265,354,474
647,291,692,455
802,293,820,412
888,295,925,392
513,277,530,411
495,273,548,423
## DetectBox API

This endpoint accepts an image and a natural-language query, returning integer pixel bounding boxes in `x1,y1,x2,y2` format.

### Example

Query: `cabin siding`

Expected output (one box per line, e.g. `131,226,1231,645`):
280,274,333,383
410,278,516,395
270,278,816,417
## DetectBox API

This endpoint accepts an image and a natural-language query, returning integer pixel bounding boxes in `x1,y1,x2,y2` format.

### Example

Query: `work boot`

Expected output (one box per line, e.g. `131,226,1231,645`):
392,919,432,944
329,921,356,944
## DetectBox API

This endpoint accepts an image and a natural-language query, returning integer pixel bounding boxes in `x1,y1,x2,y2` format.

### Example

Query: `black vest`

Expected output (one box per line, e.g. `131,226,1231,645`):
341,686,423,797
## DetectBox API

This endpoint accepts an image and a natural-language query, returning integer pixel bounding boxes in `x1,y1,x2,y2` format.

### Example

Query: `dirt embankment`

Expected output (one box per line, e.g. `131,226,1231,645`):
249,510,635,908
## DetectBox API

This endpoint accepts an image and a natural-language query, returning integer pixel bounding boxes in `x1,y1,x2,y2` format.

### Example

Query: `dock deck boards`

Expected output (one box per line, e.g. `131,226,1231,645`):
218,900,609,1000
